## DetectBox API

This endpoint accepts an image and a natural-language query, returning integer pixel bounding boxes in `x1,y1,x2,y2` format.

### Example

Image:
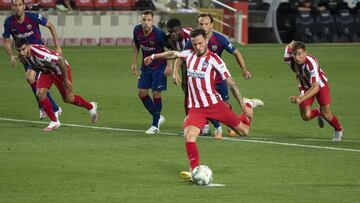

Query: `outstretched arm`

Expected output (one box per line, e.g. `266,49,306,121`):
232,49,251,80
144,50,179,65
45,21,62,56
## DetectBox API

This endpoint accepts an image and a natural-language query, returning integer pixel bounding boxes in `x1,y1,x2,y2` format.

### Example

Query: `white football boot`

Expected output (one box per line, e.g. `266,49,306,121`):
89,102,98,124
145,126,159,134
244,97,264,109
214,126,223,140
157,115,165,130
55,107,62,119
332,129,343,141
39,108,47,120
43,120,61,132
200,124,211,136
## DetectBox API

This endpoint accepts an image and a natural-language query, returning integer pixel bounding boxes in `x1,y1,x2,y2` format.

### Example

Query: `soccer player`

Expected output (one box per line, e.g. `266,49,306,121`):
284,41,343,141
15,38,98,132
179,13,252,138
166,18,192,115
3,0,62,119
131,10,170,134
144,28,263,182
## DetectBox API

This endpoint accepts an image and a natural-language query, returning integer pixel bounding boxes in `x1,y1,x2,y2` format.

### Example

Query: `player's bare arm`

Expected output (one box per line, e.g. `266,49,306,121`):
131,40,139,76
172,58,183,85
289,82,320,104
57,57,72,93
233,49,251,80
3,38,17,68
164,60,173,76
144,50,178,65
45,21,62,56
225,76,253,117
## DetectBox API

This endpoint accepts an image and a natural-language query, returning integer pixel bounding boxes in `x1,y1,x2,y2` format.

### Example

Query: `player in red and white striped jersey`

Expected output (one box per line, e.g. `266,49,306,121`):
16,38,98,132
284,41,343,141
144,28,264,180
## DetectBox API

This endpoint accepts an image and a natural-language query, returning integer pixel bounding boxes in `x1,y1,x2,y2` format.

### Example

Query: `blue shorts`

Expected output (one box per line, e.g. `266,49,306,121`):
216,80,229,101
138,64,167,91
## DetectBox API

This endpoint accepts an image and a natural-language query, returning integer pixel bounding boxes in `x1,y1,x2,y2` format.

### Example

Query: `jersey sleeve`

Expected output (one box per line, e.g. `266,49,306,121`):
28,12,48,26
284,45,292,66
2,18,11,38
133,27,140,49
212,53,231,80
217,34,236,54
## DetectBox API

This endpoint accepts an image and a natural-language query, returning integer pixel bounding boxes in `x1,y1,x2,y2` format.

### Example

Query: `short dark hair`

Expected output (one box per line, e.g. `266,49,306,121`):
15,38,28,48
166,18,181,29
293,41,306,52
141,10,154,17
190,28,206,39
197,13,214,23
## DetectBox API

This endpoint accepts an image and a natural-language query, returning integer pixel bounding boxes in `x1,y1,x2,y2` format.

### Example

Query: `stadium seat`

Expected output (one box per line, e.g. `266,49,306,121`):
39,0,56,9
314,9,336,42
94,0,112,10
294,10,316,43
47,38,63,46
64,38,80,46
75,0,94,10
334,9,354,42
99,37,115,46
112,0,133,10
0,0,11,10
116,37,132,46
81,38,98,46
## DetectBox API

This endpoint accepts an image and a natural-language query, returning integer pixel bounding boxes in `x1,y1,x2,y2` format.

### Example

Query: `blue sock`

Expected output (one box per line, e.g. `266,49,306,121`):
139,95,154,116
210,119,221,129
152,97,162,127
46,91,59,112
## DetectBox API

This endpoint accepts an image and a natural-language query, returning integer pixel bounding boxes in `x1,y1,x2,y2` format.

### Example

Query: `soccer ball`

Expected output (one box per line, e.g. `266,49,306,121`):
191,165,213,185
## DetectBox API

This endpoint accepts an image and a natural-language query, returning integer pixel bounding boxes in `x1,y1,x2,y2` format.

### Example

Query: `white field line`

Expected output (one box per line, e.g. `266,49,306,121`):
0,117,359,153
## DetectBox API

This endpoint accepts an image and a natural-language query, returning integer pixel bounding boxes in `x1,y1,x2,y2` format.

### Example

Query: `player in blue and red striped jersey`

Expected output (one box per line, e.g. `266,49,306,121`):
284,41,343,141
15,38,98,132
166,18,192,115
3,0,62,119
131,10,171,134
182,13,252,139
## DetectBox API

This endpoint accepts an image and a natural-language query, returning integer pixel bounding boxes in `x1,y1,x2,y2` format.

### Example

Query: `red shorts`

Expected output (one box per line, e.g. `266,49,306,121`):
300,84,331,108
184,101,241,129
37,66,72,98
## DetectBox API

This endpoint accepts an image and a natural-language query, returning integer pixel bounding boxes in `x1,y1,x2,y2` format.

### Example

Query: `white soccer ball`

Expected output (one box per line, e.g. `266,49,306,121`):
191,165,213,185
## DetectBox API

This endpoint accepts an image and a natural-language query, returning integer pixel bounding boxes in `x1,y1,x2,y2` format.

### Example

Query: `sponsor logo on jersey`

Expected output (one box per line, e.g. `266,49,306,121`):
14,31,34,38
140,44,155,52
188,70,206,79
211,45,217,52
149,40,155,46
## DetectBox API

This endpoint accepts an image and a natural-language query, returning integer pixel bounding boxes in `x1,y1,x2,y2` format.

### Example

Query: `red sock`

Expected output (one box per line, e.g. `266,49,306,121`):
309,109,320,119
186,142,199,171
39,98,56,121
72,95,93,110
239,103,252,126
327,115,342,131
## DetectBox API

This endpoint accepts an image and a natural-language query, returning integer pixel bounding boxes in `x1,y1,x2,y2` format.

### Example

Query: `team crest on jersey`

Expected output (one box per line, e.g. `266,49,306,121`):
27,24,32,30
149,40,155,46
202,61,209,69
211,45,218,51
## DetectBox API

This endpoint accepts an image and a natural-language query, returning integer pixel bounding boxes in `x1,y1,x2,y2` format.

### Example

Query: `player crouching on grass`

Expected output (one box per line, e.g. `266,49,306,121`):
284,41,343,141
15,38,98,132
144,28,263,182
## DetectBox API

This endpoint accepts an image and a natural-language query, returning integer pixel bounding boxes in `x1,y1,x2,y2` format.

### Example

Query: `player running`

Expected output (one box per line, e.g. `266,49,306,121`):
144,28,263,182
15,39,98,132
284,41,343,141
3,0,62,119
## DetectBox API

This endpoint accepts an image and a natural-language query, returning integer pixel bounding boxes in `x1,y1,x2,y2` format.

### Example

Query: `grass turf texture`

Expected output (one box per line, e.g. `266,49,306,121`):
1,44,359,202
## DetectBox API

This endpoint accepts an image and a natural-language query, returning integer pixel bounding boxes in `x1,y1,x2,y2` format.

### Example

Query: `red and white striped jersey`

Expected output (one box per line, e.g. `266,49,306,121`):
284,46,328,89
176,49,231,108
175,27,192,51
22,44,68,75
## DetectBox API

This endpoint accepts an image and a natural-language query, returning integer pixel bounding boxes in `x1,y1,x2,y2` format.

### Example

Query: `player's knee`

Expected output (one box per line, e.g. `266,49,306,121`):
25,74,35,84
301,112,312,121
138,92,148,98
36,92,46,101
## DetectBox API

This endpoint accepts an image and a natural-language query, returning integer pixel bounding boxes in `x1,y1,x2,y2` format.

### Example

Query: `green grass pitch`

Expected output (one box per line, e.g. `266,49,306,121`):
1,44,359,202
